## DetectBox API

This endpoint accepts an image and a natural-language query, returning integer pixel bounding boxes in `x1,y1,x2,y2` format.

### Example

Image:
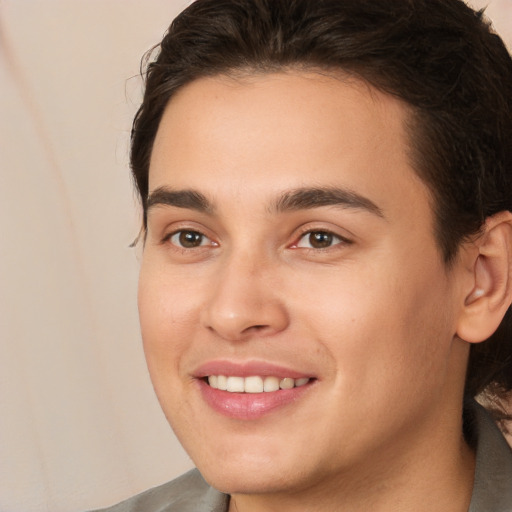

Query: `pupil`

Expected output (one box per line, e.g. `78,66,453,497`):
310,231,332,248
179,231,202,248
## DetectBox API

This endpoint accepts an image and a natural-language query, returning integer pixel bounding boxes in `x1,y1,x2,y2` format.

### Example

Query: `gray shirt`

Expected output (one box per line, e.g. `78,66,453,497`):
91,401,512,512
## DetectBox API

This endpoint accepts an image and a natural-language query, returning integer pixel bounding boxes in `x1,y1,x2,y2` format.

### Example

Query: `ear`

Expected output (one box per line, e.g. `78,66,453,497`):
456,211,512,343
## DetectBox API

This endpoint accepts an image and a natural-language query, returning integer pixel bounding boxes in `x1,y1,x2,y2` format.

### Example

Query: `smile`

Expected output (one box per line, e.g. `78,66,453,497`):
207,375,311,393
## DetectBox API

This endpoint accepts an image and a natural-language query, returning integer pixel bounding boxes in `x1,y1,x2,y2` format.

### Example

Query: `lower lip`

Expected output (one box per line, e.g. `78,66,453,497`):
198,379,314,420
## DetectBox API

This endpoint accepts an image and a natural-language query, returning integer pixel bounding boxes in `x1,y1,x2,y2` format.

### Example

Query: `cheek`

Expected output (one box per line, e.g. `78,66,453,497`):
137,266,200,429
137,264,194,376
291,253,455,392
138,256,202,328
362,266,455,396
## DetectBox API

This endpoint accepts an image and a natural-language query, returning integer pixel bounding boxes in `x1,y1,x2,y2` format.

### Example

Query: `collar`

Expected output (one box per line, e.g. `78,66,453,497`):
468,400,512,511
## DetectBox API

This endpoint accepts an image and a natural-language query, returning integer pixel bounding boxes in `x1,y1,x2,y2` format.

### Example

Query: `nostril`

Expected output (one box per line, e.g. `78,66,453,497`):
243,324,269,333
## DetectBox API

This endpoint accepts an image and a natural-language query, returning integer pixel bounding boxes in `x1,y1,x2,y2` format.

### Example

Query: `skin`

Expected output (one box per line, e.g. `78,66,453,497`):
139,72,478,512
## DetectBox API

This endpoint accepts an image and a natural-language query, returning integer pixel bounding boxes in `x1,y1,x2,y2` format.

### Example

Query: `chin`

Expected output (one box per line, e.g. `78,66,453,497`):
198,461,302,496
195,438,332,498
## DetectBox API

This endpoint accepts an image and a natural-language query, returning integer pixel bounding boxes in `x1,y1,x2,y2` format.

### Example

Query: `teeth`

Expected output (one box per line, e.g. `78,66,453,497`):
244,376,264,393
217,375,228,390
207,375,311,393
226,376,245,392
263,376,280,392
279,377,294,389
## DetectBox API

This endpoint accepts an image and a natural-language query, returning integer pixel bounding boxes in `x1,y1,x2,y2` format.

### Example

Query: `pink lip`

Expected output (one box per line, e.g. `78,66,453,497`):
193,360,316,420
198,380,314,420
193,360,313,379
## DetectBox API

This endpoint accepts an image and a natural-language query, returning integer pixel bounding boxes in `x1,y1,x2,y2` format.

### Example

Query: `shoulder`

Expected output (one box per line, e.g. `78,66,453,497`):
469,400,512,512
88,469,229,512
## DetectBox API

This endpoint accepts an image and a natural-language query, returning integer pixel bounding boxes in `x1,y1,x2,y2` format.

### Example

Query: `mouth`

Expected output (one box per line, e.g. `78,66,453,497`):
194,360,316,419
196,363,316,419
206,375,311,393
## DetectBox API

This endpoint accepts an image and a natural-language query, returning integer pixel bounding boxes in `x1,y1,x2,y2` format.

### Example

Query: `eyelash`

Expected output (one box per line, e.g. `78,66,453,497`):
292,229,352,250
163,229,215,249
162,228,352,252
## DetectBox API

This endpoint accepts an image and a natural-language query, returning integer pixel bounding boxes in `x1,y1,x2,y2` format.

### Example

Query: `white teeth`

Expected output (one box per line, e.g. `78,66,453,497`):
217,375,228,390
279,377,294,390
295,378,309,387
226,376,245,392
244,376,264,393
263,376,280,392
207,375,311,393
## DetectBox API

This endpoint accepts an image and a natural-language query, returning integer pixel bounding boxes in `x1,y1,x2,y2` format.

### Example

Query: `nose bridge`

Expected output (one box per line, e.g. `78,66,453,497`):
201,244,288,341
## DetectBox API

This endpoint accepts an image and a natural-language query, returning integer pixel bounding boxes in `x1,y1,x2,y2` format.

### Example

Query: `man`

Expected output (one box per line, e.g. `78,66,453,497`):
94,0,512,510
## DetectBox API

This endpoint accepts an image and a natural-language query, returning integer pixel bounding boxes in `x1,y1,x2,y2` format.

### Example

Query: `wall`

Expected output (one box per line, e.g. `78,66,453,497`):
0,2,194,511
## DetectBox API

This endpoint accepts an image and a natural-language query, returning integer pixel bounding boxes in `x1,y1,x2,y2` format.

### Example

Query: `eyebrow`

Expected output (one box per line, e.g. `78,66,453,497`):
146,185,384,218
147,187,213,213
272,186,384,217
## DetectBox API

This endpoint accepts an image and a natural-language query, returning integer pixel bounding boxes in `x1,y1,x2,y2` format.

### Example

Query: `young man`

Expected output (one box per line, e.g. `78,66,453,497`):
95,0,512,510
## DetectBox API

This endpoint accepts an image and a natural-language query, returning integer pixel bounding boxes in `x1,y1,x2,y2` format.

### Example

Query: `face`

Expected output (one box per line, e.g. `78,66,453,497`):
139,72,469,498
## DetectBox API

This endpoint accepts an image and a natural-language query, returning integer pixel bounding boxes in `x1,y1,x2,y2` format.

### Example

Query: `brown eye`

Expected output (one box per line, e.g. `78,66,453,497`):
308,231,334,248
170,230,207,248
296,230,346,249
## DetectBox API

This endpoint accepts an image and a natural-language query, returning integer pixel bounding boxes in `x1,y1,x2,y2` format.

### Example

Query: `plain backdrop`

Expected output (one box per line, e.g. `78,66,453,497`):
0,1,511,511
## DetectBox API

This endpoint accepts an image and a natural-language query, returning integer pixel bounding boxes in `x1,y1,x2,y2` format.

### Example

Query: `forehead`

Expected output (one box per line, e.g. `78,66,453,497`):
149,71,430,223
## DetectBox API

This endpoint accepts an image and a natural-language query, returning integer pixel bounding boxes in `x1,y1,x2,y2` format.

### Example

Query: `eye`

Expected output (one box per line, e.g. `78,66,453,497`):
295,230,347,249
168,230,212,248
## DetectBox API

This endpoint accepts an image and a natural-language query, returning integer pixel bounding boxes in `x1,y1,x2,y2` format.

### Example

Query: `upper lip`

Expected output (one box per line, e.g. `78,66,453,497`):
193,360,315,380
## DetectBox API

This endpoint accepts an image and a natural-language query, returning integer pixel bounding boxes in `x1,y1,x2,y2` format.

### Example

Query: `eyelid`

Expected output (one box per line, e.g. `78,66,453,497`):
290,226,354,250
157,218,219,249
170,231,208,248
163,228,217,247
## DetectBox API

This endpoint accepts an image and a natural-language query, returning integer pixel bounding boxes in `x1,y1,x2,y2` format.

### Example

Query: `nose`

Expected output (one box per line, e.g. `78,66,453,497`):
200,252,289,342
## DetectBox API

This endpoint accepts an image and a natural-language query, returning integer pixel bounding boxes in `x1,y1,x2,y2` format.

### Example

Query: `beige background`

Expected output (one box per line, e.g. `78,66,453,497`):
0,1,511,511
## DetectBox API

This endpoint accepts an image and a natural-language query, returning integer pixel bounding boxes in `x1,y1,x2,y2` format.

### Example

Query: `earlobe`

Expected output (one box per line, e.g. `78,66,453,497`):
456,211,512,344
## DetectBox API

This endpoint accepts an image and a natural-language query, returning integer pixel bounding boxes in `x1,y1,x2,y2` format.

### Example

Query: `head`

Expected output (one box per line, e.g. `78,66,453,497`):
133,0,512,403
133,0,512,500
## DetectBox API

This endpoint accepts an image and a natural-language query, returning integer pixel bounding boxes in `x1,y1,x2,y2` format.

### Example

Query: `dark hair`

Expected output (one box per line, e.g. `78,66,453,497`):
131,0,512,413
